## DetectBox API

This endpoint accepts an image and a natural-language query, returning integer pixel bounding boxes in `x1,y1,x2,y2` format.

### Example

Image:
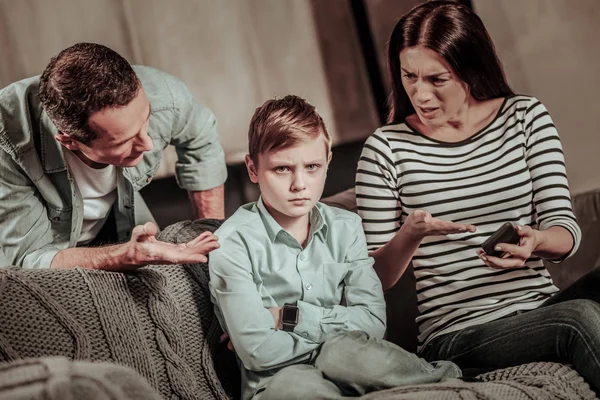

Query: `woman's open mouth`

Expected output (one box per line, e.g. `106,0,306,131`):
418,106,439,117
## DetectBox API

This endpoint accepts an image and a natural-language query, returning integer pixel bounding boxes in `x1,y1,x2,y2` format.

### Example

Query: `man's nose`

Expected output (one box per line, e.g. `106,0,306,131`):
136,131,153,152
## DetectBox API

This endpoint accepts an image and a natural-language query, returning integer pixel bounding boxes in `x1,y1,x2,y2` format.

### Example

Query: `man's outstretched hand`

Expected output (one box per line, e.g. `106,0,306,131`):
51,222,219,271
114,222,220,271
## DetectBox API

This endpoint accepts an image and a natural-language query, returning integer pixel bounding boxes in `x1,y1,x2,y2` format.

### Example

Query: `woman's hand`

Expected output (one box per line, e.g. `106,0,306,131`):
477,225,539,269
403,209,476,240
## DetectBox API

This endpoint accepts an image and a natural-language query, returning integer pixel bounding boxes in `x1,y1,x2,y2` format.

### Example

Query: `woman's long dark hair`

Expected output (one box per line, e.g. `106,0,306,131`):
387,0,514,124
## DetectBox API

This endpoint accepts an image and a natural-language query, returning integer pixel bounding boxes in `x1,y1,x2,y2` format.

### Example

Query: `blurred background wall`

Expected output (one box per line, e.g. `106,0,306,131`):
1,0,598,220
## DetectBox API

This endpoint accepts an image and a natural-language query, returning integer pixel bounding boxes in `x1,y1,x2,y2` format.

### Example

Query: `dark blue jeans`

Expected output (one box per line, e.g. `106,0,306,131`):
420,267,600,394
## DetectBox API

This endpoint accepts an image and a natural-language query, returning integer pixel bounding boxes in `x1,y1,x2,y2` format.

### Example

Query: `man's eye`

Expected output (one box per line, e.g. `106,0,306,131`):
307,164,320,171
275,166,290,173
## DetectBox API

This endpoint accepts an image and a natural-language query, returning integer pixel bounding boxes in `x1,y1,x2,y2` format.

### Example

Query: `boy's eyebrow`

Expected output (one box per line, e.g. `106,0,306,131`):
305,158,327,164
269,158,327,166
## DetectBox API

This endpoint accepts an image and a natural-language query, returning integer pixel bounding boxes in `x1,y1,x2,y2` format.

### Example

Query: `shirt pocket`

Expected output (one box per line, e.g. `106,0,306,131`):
47,205,71,242
322,262,351,304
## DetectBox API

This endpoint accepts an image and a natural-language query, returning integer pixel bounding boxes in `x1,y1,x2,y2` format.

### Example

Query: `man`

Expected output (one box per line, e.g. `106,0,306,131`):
0,42,224,270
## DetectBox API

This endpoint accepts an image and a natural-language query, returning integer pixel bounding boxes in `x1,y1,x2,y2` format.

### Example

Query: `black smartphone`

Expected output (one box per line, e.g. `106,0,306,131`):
481,222,520,257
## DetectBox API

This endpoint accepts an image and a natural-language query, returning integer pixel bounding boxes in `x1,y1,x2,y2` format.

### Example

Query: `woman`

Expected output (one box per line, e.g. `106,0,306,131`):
356,0,600,392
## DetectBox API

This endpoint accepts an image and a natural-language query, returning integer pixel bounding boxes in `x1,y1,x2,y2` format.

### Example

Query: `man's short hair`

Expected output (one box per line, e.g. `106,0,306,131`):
247,95,331,163
38,42,140,144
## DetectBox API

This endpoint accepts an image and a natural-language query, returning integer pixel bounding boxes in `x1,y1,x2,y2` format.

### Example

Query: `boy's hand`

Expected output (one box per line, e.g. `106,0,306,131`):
219,332,234,352
269,307,283,330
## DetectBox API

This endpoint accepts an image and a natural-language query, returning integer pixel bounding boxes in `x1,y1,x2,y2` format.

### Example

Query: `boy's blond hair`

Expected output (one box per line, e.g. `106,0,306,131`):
247,95,331,163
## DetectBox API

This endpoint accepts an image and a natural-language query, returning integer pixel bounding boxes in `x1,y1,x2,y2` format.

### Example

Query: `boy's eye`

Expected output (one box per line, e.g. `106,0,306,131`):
306,164,320,171
275,166,290,173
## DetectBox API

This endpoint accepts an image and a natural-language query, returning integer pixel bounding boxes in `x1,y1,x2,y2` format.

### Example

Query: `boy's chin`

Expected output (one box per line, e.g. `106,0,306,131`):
278,203,314,219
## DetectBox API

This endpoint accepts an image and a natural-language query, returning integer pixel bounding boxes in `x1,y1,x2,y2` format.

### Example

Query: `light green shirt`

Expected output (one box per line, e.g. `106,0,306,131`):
209,198,386,400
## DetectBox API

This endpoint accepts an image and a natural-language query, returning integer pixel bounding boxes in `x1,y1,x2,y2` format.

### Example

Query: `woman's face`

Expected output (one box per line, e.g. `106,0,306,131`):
399,46,470,127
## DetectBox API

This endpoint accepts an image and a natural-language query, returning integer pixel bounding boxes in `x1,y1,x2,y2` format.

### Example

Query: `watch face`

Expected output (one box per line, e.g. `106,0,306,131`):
282,306,299,324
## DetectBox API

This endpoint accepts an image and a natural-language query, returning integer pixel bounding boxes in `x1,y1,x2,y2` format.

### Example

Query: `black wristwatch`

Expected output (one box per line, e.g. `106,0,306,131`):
281,302,299,332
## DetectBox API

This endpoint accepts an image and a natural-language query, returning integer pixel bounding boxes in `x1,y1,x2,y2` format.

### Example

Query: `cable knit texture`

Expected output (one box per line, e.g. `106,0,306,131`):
0,219,229,400
0,219,596,399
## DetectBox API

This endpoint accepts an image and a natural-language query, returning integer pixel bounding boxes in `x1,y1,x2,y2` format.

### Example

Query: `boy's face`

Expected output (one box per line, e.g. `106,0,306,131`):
246,132,331,225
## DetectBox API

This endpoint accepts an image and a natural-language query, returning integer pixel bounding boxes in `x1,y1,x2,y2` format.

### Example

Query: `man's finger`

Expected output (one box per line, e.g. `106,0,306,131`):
187,231,217,247
132,222,158,241
142,222,158,237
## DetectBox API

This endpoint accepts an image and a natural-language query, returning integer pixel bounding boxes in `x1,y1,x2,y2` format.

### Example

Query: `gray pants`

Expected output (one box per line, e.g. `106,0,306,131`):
257,331,461,400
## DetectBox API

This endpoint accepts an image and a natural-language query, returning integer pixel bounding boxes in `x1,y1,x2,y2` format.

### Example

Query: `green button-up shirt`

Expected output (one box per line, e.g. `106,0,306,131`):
0,66,227,268
209,198,386,400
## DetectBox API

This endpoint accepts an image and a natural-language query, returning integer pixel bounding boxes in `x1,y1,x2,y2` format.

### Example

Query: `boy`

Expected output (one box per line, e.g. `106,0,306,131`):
209,95,460,400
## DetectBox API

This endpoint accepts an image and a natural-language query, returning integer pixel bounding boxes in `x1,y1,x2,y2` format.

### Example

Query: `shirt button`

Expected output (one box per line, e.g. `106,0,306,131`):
299,253,306,261
302,332,308,338
305,283,312,290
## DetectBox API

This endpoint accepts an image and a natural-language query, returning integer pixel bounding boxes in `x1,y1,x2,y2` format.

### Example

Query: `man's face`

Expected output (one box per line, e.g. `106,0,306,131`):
246,133,331,226
78,87,153,167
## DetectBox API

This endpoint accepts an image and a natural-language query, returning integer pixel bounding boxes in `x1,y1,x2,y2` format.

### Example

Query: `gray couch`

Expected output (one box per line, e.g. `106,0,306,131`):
0,189,598,400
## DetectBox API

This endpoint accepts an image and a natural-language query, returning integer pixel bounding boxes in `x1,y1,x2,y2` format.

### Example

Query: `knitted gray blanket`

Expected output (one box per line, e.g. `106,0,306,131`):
0,220,596,400
0,220,229,400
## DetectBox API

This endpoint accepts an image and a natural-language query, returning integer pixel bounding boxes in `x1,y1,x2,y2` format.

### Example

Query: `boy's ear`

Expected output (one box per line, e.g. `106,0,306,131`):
54,133,81,151
245,154,259,184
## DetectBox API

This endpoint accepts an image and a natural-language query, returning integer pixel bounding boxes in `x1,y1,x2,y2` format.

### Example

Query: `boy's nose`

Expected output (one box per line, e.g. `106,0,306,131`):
291,173,306,191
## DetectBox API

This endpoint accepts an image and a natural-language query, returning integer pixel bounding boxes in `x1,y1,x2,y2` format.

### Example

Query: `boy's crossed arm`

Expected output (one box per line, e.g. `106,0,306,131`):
209,238,320,372
294,222,387,343
210,221,387,371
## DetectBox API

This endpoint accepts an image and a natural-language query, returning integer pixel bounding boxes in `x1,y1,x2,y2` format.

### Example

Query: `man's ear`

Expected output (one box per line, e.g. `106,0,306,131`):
54,133,81,151
245,154,259,184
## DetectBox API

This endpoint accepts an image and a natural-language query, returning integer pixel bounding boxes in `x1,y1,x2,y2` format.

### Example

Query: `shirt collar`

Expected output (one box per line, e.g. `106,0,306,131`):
39,110,67,174
256,197,328,244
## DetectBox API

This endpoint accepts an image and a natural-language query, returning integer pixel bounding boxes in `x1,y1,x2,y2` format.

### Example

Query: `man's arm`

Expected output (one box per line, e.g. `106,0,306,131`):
166,76,227,210
51,223,219,270
293,216,387,344
188,184,225,220
209,233,320,372
0,150,62,268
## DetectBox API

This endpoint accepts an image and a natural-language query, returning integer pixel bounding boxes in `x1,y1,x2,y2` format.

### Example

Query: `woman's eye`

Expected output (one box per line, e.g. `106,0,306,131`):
403,74,416,80
432,78,447,84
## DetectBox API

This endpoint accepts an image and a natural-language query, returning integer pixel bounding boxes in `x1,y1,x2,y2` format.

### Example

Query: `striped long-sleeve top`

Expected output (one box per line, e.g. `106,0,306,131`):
355,95,581,350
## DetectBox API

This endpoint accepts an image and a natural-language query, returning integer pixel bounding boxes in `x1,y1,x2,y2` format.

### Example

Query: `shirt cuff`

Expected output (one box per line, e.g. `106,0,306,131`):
23,247,60,269
295,300,323,343
544,222,580,263
175,154,227,191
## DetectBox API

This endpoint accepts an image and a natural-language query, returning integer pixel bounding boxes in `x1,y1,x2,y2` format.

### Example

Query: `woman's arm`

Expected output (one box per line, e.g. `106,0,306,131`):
356,132,475,290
